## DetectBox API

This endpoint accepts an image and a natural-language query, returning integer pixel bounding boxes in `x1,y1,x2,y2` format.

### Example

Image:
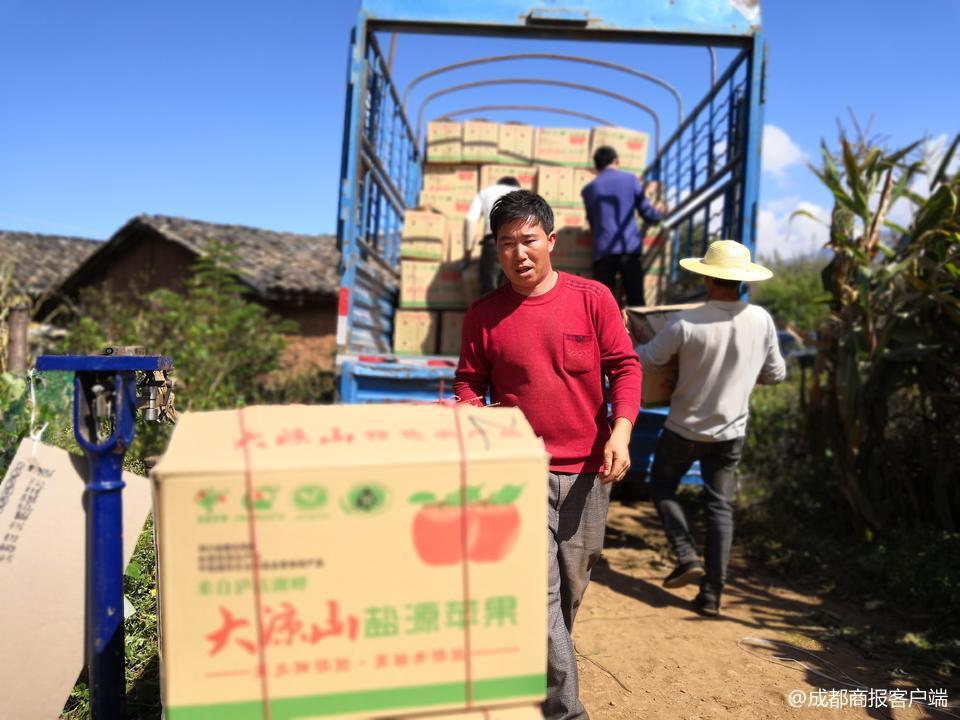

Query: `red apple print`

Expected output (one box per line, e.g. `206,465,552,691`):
468,503,521,562
411,505,478,566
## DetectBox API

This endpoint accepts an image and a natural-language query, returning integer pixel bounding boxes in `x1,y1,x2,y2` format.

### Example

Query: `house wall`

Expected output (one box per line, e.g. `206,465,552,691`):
70,231,339,373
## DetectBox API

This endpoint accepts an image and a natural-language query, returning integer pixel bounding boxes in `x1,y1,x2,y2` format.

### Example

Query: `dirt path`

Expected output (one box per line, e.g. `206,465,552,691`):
574,500,955,720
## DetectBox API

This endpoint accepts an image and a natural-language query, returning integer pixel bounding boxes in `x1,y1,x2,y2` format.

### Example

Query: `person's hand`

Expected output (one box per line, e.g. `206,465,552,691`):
655,200,668,215
600,418,633,484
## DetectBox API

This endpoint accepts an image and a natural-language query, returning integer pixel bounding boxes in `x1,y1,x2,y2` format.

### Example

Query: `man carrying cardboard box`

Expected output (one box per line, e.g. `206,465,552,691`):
634,240,785,617
454,190,643,720
581,146,666,307
463,176,521,295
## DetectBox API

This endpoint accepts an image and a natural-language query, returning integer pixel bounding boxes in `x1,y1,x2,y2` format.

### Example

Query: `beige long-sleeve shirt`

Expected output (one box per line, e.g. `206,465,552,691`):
635,300,786,442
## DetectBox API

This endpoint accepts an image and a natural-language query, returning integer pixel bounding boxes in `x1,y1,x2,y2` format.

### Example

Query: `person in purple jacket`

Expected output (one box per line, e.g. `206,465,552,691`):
581,145,667,306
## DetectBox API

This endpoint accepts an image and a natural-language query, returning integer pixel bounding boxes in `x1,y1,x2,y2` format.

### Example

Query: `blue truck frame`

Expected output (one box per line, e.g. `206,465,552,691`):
334,0,766,482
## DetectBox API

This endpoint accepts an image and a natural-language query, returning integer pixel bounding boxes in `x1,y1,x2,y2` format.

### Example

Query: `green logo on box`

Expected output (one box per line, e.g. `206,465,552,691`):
340,483,389,515
243,486,279,511
292,484,328,510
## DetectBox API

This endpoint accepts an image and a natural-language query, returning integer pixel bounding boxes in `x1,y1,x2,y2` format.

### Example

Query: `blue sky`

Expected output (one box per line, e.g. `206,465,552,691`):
1,1,957,259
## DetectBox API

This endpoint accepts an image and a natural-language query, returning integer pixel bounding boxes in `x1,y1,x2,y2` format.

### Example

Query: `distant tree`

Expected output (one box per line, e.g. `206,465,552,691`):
752,253,831,333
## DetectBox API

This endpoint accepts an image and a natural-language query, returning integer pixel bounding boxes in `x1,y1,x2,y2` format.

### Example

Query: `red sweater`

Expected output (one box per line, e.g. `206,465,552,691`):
454,272,643,472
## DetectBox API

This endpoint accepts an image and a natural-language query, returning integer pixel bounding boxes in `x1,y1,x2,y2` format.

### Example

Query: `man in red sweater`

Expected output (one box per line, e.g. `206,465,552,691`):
454,190,643,720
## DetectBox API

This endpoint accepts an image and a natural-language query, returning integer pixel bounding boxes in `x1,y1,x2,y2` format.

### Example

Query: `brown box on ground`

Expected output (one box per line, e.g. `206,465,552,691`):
401,209,446,260
401,259,468,310
552,208,593,272
573,168,597,197
423,165,479,195
533,127,590,166
439,311,466,356
498,123,535,164
536,166,575,205
462,120,501,163
479,165,537,191
590,127,649,172
151,403,548,719
394,309,439,355
427,121,462,163
625,303,703,406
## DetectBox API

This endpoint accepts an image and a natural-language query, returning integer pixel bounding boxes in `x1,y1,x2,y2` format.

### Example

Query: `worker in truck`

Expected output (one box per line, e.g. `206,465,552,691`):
581,145,667,307
634,240,786,617
463,175,521,294
454,190,643,720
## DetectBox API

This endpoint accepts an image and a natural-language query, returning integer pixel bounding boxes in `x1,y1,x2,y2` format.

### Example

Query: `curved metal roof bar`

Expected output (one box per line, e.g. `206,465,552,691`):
401,53,683,126
707,47,717,85
437,104,615,127
415,78,661,153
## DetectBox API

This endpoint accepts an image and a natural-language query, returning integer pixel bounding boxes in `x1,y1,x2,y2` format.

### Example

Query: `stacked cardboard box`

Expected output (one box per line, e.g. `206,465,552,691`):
426,121,463,163
401,210,446,261
479,164,537,191
590,126,649,173
552,208,593,274
462,120,501,163
400,121,653,356
533,127,591,167
498,123,535,164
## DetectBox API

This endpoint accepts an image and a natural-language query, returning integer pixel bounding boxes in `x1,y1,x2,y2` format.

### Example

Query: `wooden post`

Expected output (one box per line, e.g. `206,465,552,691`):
7,302,29,372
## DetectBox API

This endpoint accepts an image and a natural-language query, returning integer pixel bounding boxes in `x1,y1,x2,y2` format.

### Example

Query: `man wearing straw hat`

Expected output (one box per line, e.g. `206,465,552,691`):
635,240,786,616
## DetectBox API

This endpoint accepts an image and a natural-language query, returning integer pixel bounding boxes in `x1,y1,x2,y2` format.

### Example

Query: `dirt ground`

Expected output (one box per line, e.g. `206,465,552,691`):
573,500,958,720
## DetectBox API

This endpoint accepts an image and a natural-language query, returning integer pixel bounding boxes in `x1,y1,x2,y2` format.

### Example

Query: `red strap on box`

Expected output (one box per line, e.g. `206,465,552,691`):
237,407,272,719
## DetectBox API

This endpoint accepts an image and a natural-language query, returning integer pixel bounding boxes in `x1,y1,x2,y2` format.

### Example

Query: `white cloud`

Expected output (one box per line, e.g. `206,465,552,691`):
762,124,806,184
757,196,831,260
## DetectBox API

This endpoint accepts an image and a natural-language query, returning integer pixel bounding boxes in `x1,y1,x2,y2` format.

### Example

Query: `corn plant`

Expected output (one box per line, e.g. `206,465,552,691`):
805,130,960,535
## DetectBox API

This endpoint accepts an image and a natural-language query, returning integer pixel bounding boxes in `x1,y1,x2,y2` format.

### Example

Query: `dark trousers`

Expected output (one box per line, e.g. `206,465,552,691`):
479,234,504,295
592,253,644,307
649,428,745,597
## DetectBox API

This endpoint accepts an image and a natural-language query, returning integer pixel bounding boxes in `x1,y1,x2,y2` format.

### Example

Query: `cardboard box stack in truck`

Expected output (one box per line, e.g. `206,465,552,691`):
395,120,652,358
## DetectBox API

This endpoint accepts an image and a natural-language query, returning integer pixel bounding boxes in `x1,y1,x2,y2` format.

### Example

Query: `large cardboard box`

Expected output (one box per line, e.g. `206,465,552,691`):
427,121,463,163
462,120,500,163
479,165,537,192
533,127,590,167
625,303,703,406
552,209,593,272
0,440,153,720
439,311,466,357
497,123,535,164
402,209,447,261
152,404,548,720
423,165,480,196
536,166,575,205
590,127,649,172
394,309,439,355
401,259,468,310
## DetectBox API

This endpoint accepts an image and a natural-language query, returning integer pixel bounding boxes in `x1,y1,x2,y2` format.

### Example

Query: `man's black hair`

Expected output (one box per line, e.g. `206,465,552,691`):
490,190,554,238
712,277,743,289
497,176,521,187
593,145,618,170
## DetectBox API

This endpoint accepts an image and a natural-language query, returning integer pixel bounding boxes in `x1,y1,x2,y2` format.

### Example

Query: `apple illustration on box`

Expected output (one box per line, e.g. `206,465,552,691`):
409,484,525,566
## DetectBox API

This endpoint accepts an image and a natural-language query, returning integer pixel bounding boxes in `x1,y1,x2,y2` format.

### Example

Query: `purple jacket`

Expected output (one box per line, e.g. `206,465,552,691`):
581,167,662,259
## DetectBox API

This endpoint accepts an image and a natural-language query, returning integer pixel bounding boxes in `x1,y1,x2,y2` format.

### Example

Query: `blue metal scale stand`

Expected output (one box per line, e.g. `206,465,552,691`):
36,349,173,720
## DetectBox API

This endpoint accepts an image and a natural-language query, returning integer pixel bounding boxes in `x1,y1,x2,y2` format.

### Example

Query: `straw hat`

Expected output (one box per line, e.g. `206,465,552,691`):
678,240,773,282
